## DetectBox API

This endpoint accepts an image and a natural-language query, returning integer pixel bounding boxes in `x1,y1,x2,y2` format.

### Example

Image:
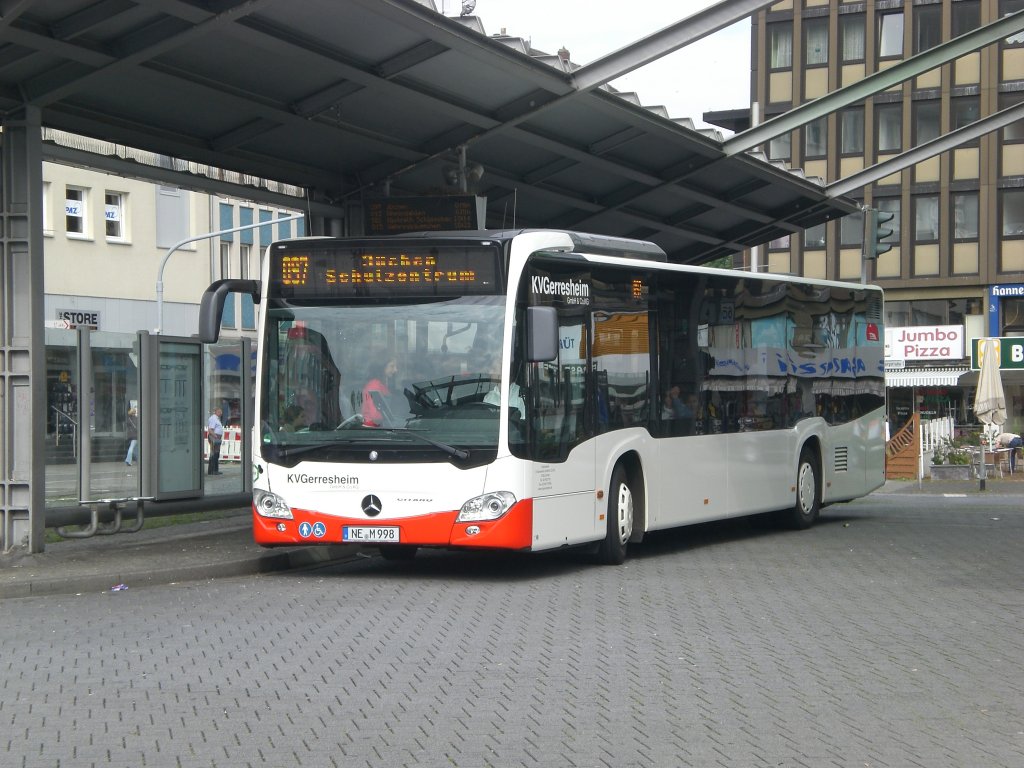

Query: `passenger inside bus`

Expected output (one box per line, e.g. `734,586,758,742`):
662,385,696,419
280,404,307,432
362,355,399,427
662,384,697,436
481,353,526,419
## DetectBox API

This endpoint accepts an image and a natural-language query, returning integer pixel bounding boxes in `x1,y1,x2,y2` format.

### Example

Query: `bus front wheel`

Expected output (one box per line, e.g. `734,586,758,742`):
781,447,820,530
595,464,634,565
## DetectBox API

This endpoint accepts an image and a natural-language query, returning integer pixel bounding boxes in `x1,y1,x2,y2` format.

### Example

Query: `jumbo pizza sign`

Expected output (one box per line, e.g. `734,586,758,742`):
884,325,964,361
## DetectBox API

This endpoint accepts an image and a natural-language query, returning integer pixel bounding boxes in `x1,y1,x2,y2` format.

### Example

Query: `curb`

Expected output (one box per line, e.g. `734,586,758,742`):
0,541,365,599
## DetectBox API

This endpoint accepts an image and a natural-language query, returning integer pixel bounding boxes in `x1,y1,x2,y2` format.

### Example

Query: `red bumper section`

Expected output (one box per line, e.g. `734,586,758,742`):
253,498,534,551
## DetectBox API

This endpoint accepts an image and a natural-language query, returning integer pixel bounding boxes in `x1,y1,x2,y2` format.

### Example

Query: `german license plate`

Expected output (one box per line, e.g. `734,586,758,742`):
342,526,399,543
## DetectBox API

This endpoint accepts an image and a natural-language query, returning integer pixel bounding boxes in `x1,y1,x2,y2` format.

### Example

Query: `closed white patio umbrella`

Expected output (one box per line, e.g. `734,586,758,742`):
974,338,1006,489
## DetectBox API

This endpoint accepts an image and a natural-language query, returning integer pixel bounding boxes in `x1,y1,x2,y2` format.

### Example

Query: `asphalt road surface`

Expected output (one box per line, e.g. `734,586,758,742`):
4,491,1023,767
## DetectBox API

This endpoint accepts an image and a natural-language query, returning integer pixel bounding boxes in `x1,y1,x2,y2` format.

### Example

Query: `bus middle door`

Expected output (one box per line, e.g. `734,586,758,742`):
529,319,596,549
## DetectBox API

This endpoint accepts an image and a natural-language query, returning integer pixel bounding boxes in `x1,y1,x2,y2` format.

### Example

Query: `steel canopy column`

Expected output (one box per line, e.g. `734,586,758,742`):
1,105,45,553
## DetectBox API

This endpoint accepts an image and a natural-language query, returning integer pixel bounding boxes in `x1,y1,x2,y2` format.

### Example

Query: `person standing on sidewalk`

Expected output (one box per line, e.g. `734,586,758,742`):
207,407,224,475
124,407,138,466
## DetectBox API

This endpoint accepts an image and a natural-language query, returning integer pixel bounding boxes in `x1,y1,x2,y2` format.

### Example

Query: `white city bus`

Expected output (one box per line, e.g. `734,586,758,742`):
199,229,885,564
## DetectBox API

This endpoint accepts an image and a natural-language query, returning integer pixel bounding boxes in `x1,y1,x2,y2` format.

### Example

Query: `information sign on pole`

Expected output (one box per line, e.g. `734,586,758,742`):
364,196,483,235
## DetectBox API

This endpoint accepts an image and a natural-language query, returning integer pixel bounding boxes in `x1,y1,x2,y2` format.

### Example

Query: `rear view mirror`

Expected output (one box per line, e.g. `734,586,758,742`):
526,306,558,362
198,279,261,343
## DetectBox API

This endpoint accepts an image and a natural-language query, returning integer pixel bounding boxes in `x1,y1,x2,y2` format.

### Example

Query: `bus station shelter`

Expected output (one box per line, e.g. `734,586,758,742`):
0,0,857,553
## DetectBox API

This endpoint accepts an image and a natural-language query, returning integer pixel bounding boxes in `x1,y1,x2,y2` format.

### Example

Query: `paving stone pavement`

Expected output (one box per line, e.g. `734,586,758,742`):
1,488,1023,767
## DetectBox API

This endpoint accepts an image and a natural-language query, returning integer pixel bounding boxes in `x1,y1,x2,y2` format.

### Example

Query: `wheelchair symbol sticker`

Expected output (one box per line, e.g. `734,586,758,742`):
312,521,326,538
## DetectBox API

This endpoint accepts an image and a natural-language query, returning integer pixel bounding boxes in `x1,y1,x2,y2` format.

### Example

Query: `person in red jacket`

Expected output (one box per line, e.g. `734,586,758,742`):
361,355,399,427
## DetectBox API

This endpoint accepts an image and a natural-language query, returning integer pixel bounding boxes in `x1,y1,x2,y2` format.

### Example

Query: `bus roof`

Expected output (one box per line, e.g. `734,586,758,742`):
272,229,668,262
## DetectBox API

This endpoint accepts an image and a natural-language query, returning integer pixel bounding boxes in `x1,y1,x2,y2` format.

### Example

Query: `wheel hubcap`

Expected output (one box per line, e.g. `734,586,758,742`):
616,482,634,544
798,462,815,515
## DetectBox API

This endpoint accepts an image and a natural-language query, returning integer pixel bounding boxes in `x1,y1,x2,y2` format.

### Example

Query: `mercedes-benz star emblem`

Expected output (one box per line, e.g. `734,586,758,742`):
361,494,383,517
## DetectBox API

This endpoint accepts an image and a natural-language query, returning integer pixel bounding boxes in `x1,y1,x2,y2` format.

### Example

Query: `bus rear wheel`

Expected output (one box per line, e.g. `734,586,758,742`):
378,544,418,561
781,447,820,530
595,464,634,565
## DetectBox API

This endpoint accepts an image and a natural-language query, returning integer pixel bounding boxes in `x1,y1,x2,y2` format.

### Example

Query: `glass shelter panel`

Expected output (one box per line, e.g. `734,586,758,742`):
204,340,252,495
44,328,81,509
84,331,140,504
154,340,203,499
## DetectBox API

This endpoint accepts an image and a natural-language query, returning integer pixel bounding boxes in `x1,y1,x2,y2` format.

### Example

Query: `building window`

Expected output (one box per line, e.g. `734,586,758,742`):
240,243,251,281
104,192,125,240
876,196,902,245
769,234,791,250
1001,92,1024,142
769,132,791,160
913,4,942,54
770,23,790,69
952,0,980,37
840,108,864,154
913,195,940,242
65,186,86,236
953,192,979,240
804,222,827,249
1001,188,1024,237
1003,0,1024,47
804,117,827,158
913,100,941,145
952,96,981,147
220,241,235,328
952,96,980,130
840,14,866,63
220,240,231,278
805,17,828,66
769,24,793,69
876,103,902,153
1001,298,1024,333
840,210,864,246
878,12,904,58
886,299,967,327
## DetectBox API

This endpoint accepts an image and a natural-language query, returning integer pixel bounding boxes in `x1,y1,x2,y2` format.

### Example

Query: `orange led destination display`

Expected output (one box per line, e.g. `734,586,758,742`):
271,243,500,298
280,255,309,285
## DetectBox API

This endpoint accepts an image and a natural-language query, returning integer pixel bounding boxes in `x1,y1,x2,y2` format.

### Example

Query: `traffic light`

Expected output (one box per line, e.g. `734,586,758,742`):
864,208,895,260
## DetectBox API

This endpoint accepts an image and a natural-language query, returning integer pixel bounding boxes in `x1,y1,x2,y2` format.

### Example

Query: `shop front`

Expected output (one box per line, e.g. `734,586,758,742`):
885,326,1024,436
885,324,970,432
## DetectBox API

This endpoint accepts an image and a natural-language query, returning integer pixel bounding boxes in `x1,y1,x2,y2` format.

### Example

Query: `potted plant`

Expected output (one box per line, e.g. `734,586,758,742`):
929,437,973,480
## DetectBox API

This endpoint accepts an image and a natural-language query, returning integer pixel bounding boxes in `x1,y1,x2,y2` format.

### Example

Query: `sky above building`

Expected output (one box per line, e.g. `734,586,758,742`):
445,0,751,132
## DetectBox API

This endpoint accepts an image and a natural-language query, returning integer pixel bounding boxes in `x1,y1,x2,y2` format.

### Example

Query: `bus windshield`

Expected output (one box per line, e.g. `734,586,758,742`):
260,296,509,465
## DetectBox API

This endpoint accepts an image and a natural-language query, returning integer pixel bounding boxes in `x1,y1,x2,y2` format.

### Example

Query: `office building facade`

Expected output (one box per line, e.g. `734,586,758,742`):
743,0,1024,430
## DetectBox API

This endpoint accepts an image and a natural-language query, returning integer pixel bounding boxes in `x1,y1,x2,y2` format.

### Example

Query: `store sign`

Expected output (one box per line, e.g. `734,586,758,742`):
970,337,1024,369
884,325,964,361
989,284,1024,299
55,309,100,330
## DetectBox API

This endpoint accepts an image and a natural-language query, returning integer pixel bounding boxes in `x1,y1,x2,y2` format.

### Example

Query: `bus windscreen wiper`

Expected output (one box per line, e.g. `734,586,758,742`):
269,441,348,461
336,412,469,459
269,428,468,462
375,428,469,460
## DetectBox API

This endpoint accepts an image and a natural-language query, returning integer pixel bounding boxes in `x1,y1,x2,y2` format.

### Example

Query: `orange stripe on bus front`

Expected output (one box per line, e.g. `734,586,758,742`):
252,498,534,551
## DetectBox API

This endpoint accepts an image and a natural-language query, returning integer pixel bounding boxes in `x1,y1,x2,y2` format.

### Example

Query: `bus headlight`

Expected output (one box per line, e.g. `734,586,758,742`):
253,489,293,519
458,491,516,522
